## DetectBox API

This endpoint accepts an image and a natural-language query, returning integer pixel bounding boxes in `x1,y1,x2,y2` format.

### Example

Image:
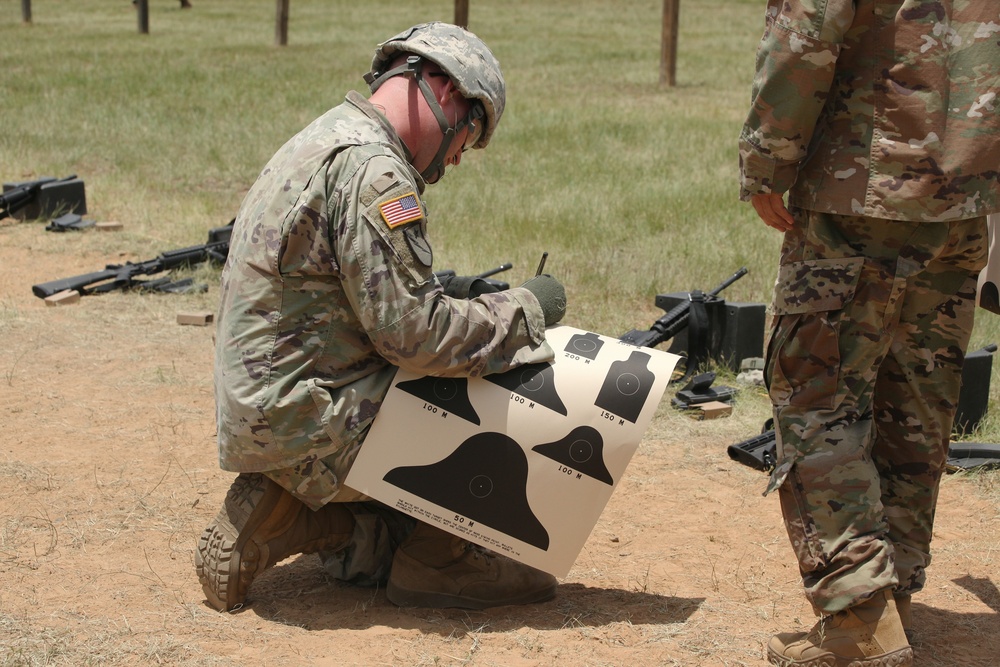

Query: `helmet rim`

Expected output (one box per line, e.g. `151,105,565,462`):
369,22,505,150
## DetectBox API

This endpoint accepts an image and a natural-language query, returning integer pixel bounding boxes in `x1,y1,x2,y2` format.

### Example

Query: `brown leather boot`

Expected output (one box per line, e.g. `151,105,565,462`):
386,522,557,609
767,589,913,666
195,473,354,612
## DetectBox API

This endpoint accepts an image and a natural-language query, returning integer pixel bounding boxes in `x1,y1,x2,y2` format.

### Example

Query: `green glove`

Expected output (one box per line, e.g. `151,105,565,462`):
521,274,567,326
438,274,504,299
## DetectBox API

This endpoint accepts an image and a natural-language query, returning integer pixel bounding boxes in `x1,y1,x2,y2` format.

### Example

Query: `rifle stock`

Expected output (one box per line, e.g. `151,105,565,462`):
728,431,1000,473
946,442,1000,471
727,429,776,472
33,268,125,298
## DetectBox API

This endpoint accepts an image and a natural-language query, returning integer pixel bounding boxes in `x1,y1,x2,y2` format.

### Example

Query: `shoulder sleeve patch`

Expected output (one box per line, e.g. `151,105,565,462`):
362,185,435,281
361,172,400,207
371,172,397,194
378,192,424,228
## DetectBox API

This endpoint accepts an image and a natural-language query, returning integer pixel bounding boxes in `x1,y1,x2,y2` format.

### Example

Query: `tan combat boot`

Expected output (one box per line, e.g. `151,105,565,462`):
386,522,557,609
767,589,913,667
894,593,913,642
195,473,355,612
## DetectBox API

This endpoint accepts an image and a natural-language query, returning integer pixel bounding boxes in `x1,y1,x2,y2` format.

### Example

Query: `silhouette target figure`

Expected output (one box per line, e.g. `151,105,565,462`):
484,362,567,415
383,432,550,550
532,425,614,485
594,350,655,423
396,376,481,425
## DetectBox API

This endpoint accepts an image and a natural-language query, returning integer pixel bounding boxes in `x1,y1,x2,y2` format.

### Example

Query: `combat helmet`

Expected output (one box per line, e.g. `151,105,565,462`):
365,23,504,182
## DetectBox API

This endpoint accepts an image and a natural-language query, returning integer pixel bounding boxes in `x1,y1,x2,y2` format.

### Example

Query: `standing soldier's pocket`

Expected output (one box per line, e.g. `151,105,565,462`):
765,257,863,410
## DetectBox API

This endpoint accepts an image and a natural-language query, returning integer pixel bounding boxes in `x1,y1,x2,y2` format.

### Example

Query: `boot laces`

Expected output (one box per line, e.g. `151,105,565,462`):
463,542,496,563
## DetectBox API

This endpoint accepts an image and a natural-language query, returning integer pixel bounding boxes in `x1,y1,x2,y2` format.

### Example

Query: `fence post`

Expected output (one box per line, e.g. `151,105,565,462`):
136,0,149,34
275,0,290,46
21,0,31,23
660,0,679,87
454,0,469,28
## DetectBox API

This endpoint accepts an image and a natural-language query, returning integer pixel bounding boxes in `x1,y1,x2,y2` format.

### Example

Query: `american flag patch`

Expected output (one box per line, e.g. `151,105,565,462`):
378,192,423,228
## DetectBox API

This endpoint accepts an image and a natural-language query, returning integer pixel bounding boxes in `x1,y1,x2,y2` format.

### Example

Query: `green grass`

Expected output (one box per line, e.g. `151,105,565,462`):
4,0,1000,441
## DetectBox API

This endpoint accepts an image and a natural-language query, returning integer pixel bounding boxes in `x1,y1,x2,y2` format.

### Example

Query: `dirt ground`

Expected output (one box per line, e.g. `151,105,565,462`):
1,220,998,666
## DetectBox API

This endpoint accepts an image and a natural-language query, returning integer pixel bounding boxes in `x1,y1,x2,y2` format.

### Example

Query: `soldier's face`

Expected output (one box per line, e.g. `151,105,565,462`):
443,96,476,168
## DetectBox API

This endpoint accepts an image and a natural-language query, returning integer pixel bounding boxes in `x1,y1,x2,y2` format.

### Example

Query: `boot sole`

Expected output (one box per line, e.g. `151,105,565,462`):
195,474,282,611
766,646,913,667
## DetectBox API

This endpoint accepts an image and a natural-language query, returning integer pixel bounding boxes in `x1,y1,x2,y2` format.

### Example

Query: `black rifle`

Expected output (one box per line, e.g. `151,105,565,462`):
728,430,1000,473
1,175,78,221
946,442,1000,471
728,428,777,472
32,220,234,298
619,267,748,349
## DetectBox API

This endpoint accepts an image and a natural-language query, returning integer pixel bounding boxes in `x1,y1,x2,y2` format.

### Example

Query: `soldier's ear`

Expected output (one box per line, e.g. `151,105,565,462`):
436,77,460,108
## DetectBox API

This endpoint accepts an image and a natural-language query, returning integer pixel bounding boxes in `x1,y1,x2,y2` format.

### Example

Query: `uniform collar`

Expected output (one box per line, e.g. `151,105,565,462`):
344,91,424,190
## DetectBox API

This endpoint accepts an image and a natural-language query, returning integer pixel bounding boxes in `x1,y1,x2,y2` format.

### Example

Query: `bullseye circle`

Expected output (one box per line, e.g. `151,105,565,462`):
616,372,640,395
432,379,459,401
569,439,594,463
520,368,545,391
469,475,493,498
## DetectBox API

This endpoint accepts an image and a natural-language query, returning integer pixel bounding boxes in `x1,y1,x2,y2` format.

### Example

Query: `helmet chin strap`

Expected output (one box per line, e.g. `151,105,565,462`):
366,55,477,183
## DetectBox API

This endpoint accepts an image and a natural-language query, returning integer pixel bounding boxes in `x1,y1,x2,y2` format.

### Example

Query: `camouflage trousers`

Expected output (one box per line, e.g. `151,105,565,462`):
265,450,416,586
764,209,988,614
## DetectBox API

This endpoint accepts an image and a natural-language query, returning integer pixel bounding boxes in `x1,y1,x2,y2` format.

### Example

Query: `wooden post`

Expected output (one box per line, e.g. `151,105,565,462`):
275,0,290,46
454,0,469,28
21,0,32,23
660,0,680,87
136,0,149,35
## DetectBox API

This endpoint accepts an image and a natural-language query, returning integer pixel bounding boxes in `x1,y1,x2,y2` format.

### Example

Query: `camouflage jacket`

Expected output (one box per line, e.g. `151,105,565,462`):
215,91,553,474
739,0,1000,221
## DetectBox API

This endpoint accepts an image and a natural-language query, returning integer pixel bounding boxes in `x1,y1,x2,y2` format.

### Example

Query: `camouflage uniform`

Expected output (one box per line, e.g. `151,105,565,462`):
215,91,554,514
739,1,999,613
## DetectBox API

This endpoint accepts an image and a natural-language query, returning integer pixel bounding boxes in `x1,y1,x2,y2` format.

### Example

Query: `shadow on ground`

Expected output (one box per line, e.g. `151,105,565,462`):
229,554,703,636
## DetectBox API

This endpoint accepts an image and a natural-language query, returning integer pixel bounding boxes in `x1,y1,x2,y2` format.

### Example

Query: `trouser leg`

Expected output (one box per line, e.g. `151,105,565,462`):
319,501,416,586
872,235,981,595
263,450,416,585
765,211,986,613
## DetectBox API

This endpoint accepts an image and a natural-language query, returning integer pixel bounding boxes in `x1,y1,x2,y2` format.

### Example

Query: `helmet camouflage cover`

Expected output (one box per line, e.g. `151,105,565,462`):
369,22,505,150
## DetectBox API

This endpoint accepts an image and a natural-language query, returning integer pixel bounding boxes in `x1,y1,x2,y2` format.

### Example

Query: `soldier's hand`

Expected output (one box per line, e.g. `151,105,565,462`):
520,274,567,326
751,193,795,232
439,274,504,299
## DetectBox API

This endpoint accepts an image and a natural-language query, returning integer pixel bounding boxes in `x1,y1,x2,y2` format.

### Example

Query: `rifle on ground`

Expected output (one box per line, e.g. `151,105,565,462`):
727,427,777,472
1,175,78,221
619,267,748,349
727,428,1000,473
946,443,1000,472
31,220,234,299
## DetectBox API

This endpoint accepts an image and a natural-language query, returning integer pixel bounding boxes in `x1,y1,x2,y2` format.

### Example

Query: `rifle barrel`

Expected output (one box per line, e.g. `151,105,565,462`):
32,267,123,298
476,262,513,279
709,267,749,297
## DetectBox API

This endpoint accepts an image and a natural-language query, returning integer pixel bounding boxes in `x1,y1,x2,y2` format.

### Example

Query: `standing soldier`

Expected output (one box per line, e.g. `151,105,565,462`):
739,2,1000,665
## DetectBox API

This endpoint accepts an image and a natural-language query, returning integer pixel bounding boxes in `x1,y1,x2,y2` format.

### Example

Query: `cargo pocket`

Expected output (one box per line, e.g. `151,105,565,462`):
766,257,863,410
306,377,350,457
